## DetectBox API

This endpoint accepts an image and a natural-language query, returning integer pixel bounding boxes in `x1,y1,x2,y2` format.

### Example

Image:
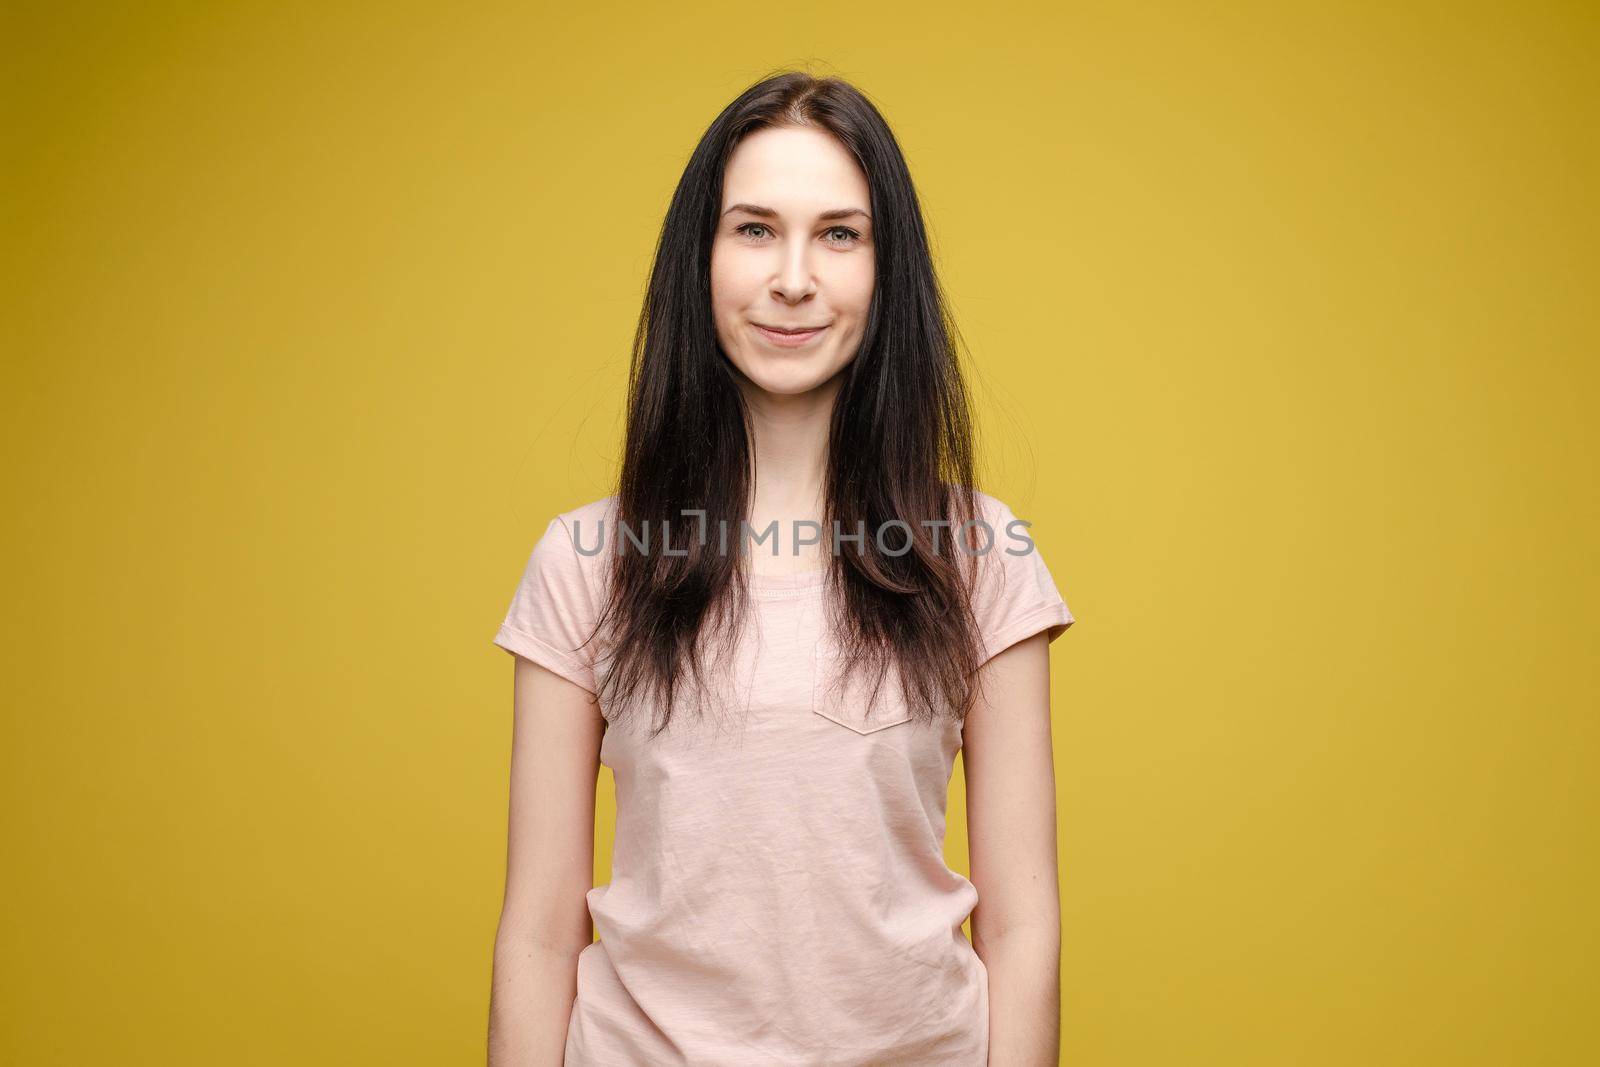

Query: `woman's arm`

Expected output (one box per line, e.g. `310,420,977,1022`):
487,656,605,1066
963,631,1062,1067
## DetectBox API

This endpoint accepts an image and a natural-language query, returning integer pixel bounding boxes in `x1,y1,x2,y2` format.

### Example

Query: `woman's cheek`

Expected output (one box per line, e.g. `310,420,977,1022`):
836,256,875,311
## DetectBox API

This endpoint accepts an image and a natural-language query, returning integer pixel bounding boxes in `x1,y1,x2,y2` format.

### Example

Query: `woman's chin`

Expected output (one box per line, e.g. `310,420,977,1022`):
730,354,850,400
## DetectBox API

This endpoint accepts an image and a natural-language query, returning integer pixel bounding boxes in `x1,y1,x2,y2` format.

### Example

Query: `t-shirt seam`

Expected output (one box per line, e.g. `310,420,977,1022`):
495,622,598,693
748,586,827,600
983,600,1072,663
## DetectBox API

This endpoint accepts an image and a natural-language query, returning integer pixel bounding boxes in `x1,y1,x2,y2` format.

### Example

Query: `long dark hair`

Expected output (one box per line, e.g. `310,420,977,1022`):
592,70,986,736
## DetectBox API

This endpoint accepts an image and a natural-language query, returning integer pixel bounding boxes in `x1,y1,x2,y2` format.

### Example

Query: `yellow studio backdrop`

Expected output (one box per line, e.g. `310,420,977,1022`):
3,1,1594,1063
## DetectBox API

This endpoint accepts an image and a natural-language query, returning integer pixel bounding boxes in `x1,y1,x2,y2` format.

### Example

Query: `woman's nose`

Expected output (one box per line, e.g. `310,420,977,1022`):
771,242,816,302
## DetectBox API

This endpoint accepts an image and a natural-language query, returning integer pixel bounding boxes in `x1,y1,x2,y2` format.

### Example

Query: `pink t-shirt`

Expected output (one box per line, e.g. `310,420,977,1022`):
493,491,1075,1065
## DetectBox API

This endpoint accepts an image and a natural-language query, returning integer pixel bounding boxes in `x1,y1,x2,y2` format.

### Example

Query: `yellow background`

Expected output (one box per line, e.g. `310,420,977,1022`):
4,1,1594,1063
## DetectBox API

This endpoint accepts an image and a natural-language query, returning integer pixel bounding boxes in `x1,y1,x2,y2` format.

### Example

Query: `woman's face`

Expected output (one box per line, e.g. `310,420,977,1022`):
710,125,875,398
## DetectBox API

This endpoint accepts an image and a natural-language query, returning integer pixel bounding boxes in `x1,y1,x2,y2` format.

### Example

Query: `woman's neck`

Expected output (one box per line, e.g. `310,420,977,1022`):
737,372,841,565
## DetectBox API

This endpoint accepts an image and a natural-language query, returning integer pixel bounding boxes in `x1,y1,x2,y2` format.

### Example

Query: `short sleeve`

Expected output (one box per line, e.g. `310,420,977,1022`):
493,515,601,693
970,498,1076,665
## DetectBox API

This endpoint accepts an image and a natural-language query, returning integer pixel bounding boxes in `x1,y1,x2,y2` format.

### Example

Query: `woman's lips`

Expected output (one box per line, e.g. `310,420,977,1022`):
752,322,829,348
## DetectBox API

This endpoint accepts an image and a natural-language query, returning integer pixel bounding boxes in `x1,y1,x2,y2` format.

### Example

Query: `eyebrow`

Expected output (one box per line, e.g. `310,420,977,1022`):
722,203,871,223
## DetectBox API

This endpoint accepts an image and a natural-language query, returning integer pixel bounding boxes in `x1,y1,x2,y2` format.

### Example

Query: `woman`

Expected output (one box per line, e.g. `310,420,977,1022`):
488,71,1076,1066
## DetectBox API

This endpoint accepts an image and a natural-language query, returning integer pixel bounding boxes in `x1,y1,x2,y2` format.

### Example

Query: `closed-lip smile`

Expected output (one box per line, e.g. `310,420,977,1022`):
751,320,831,348
753,322,829,334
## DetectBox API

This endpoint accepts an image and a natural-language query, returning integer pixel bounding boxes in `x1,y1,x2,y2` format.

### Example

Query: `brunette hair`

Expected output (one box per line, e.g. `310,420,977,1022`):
592,69,987,736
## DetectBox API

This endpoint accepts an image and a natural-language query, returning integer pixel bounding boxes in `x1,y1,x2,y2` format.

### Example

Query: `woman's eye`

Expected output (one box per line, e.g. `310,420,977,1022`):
732,222,862,247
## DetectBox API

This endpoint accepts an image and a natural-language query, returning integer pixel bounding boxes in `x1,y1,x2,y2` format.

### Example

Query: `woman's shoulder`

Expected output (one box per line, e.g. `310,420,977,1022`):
550,494,620,539
496,496,617,685
944,485,1025,533
957,488,1076,657
967,487,1016,524
536,495,619,578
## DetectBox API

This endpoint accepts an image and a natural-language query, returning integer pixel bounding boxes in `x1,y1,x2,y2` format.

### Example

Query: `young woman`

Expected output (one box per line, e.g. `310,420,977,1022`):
488,71,1076,1066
